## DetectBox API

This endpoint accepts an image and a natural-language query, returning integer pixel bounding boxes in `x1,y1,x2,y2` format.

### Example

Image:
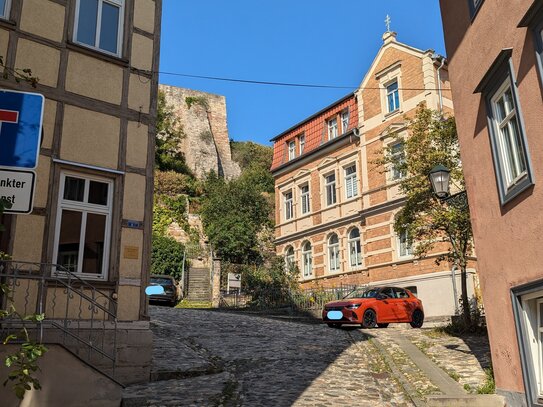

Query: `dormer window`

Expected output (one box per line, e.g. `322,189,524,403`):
386,81,400,113
341,110,350,134
299,135,305,155
288,140,296,160
328,118,338,140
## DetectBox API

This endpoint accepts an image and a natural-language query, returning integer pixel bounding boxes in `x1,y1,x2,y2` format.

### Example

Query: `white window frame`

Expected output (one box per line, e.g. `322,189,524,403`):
386,80,400,113
389,141,406,181
325,173,337,206
288,140,296,160
327,117,338,140
341,110,350,134
490,78,528,189
299,135,305,155
328,234,340,273
284,190,293,221
348,228,362,268
74,0,125,57
302,242,312,278
0,0,11,20
397,229,413,259
285,246,295,270
300,184,310,215
344,164,358,199
511,284,543,407
52,171,114,280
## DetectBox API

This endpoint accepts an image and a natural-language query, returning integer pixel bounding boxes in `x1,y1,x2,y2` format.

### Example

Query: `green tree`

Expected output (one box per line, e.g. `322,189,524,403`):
155,91,192,174
199,172,273,264
151,235,185,280
378,106,473,325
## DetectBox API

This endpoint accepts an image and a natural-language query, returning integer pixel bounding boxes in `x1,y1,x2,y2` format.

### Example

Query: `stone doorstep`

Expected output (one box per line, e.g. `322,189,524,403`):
426,394,505,407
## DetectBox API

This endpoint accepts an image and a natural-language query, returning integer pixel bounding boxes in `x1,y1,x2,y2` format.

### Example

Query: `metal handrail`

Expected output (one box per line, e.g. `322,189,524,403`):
0,260,118,378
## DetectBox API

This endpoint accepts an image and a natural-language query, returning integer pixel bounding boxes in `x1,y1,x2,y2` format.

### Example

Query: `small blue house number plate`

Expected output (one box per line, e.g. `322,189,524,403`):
327,311,343,320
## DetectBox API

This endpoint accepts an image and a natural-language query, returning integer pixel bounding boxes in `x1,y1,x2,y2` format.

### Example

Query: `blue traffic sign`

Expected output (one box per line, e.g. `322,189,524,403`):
0,89,44,169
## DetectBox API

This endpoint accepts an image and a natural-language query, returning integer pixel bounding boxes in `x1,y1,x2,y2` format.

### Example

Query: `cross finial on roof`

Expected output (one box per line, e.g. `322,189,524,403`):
385,15,391,32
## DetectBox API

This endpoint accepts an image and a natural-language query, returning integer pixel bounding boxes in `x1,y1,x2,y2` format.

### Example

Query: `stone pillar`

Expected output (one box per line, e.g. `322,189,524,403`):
211,258,221,308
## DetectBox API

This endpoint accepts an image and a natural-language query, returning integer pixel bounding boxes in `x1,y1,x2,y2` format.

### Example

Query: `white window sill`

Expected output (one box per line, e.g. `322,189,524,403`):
383,109,403,121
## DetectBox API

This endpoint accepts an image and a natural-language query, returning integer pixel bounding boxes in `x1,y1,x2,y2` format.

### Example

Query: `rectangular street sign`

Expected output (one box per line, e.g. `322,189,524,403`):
0,168,36,214
0,89,44,169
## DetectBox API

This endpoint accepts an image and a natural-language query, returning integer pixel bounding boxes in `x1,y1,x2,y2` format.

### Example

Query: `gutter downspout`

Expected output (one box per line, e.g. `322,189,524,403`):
451,264,459,315
436,57,446,114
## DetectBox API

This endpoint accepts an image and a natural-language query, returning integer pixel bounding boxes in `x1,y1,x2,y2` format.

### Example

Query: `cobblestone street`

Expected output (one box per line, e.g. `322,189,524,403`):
123,306,410,406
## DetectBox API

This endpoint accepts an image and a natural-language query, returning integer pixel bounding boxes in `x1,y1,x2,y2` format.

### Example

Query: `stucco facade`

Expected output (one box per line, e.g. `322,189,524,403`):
271,32,476,319
0,0,161,385
439,1,543,405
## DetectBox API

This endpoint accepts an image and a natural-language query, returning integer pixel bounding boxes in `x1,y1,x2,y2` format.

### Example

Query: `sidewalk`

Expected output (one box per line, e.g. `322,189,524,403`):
368,325,504,406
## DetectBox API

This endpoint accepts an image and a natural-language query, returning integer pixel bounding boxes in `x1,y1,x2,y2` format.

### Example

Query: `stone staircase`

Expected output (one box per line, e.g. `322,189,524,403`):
187,267,211,302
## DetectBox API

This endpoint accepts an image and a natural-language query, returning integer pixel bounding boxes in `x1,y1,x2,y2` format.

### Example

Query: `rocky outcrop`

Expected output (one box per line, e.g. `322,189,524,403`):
159,85,241,180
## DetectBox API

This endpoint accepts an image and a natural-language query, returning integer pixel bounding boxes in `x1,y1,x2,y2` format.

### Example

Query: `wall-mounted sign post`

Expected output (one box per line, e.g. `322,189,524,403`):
0,89,44,215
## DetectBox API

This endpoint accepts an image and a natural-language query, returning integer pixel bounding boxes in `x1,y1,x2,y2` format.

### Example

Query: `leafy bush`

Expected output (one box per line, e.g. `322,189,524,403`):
239,257,299,308
155,170,202,197
151,235,185,280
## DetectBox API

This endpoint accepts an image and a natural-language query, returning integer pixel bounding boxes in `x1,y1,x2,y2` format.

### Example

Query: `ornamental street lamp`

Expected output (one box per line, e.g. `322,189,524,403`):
428,164,451,199
428,164,468,208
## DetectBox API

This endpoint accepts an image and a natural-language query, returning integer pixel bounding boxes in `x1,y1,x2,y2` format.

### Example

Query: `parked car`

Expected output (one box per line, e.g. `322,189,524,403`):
149,275,180,307
322,286,424,329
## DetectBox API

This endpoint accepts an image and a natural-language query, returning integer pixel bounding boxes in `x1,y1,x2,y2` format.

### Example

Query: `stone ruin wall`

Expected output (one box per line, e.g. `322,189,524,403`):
159,84,241,180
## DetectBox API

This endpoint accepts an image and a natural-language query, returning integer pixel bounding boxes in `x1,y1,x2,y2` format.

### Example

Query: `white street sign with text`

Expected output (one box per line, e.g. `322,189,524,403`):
0,168,36,214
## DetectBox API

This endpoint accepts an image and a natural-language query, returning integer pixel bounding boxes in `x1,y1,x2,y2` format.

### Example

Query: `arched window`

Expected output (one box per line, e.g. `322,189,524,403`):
348,228,362,268
302,241,312,277
328,234,340,272
285,246,295,269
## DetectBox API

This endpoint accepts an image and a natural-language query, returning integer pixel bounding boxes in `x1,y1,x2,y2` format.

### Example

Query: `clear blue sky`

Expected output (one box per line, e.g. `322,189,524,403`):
159,1,446,146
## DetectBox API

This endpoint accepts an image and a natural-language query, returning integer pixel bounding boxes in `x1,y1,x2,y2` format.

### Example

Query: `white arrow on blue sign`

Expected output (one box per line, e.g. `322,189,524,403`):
0,89,44,169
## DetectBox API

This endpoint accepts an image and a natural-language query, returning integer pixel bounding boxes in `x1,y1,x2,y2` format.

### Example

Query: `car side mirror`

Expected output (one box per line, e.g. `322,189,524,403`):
376,293,387,300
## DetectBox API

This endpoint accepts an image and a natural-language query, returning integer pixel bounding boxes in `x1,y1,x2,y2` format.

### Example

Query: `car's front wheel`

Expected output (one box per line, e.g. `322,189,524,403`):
410,309,424,328
361,309,377,328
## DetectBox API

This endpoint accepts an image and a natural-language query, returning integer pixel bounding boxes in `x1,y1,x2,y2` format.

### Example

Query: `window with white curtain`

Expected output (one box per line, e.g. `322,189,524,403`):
300,184,310,215
345,164,358,199
348,228,362,268
302,242,312,277
328,234,340,272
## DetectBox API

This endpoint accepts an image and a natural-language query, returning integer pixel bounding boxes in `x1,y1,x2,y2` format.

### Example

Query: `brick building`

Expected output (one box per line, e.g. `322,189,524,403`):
439,1,543,405
271,31,477,319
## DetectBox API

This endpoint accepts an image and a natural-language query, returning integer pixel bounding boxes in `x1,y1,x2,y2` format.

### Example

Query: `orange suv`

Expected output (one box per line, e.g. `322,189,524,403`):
322,286,424,329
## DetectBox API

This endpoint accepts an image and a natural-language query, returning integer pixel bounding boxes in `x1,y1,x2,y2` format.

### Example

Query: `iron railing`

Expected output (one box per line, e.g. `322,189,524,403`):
0,260,118,379
219,284,364,312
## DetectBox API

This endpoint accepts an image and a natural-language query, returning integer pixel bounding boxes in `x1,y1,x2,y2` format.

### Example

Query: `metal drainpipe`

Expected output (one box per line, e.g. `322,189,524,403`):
436,56,446,114
451,264,459,315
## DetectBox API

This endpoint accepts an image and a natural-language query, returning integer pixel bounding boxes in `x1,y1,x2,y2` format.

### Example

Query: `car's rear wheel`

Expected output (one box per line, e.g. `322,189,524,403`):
327,323,340,328
410,309,424,328
361,309,377,328
377,323,389,328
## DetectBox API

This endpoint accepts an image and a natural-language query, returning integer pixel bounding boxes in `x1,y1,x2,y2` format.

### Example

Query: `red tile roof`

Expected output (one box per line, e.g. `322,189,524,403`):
270,94,358,171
